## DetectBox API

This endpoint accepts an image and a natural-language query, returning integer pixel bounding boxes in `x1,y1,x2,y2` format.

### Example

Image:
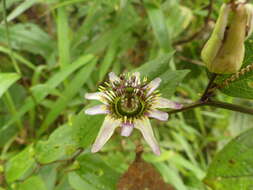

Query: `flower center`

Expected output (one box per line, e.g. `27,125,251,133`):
114,94,145,117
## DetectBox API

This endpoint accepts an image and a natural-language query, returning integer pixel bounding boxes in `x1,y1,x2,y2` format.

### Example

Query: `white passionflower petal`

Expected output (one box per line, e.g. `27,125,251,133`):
91,116,121,153
121,122,134,137
135,117,161,155
109,72,120,83
145,78,161,97
85,92,107,104
85,105,109,115
147,109,168,121
153,97,183,109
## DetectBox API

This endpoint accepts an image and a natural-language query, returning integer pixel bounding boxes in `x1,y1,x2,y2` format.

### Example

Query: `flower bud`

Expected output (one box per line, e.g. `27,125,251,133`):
201,3,253,74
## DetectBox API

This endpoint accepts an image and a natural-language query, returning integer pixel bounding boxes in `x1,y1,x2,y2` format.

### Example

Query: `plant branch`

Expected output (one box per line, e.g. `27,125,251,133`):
200,73,218,101
167,101,207,114
167,99,253,115
206,100,253,115
167,70,253,115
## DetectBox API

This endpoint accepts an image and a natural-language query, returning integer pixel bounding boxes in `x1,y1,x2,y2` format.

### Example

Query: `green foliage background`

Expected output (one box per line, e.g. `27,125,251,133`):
0,0,253,189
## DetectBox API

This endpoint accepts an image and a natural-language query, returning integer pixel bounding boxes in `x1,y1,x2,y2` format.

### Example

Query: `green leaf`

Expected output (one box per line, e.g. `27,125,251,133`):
204,128,253,190
0,46,36,70
35,125,78,164
99,41,118,81
165,2,193,39
84,3,138,56
5,0,37,22
57,6,70,68
229,110,253,136
39,165,57,190
5,145,35,183
72,112,104,149
38,58,97,135
68,154,120,190
72,1,107,48
55,176,72,190
17,176,47,190
135,53,188,98
135,52,174,79
0,73,20,98
1,54,94,137
37,105,106,162
153,162,188,190
0,0,22,13
68,172,96,190
145,2,172,52
218,37,253,99
0,23,55,58
159,69,189,98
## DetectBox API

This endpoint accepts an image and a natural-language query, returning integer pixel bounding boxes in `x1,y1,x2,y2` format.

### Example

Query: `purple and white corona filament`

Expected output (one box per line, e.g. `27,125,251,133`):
85,72,182,155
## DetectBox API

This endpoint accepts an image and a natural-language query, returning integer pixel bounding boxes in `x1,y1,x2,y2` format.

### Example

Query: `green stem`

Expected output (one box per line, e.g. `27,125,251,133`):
167,101,206,114
4,93,23,130
2,0,21,74
200,73,217,101
206,100,253,115
167,99,253,115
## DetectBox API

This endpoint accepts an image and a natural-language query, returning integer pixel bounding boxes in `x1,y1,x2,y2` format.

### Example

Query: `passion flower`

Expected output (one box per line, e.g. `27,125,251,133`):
84,72,182,155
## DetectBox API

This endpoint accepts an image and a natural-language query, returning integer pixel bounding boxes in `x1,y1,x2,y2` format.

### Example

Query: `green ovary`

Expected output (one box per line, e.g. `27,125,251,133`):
114,96,145,117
